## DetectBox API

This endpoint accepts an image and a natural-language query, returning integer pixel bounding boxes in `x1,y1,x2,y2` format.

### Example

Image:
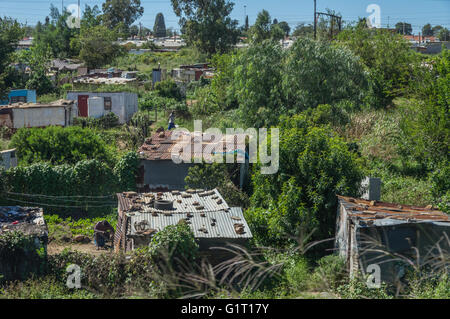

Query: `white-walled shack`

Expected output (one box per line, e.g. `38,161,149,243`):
114,189,252,256
0,100,76,129
335,195,450,283
66,91,138,124
0,149,18,170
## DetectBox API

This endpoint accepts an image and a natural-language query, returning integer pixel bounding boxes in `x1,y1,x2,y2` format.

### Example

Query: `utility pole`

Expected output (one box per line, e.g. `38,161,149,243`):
314,0,317,40
387,16,390,29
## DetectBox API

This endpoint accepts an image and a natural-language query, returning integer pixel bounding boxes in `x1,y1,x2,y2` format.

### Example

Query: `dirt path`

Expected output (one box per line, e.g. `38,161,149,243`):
47,242,114,256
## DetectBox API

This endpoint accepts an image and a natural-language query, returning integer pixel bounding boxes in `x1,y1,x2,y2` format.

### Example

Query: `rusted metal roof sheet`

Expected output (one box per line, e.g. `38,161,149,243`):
338,195,450,226
138,130,249,162
0,99,74,109
117,189,252,239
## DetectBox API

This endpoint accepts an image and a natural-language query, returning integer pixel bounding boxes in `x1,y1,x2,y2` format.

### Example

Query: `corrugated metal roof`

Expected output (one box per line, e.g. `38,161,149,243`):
338,195,450,226
117,189,252,239
0,206,47,237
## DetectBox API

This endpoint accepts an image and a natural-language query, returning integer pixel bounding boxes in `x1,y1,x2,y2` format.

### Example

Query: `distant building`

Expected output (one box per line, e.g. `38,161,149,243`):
66,91,138,124
137,129,250,191
335,195,450,283
0,99,76,129
0,89,36,106
114,189,252,257
50,59,84,73
0,149,18,170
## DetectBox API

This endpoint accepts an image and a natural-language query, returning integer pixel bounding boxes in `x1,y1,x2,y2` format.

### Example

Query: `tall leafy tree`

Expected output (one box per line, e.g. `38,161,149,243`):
292,23,313,37
81,4,102,29
0,17,23,97
102,0,144,32
171,0,239,55
153,12,167,38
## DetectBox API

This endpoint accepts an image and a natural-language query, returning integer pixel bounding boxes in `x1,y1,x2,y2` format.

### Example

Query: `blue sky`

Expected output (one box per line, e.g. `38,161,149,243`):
0,0,448,34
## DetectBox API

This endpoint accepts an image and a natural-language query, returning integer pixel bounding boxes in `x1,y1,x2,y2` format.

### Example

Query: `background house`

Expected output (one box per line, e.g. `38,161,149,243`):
335,195,449,284
0,99,76,129
66,91,138,124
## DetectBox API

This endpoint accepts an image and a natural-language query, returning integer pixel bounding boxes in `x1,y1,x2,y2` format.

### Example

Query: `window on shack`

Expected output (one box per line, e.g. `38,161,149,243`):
104,97,112,111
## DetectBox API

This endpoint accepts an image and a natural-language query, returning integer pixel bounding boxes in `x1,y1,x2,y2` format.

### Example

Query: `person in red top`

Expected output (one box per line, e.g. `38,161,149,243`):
93,220,115,250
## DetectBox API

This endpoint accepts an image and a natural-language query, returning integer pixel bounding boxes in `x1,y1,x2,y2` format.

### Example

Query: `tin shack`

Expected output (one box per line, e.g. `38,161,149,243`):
114,188,252,256
335,195,450,283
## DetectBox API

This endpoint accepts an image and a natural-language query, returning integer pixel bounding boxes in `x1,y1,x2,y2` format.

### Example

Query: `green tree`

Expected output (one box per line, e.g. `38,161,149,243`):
149,223,199,265
171,0,239,55
249,9,283,43
278,21,290,37
0,17,23,98
102,0,144,32
400,48,449,169
437,28,449,41
77,25,125,69
153,12,167,38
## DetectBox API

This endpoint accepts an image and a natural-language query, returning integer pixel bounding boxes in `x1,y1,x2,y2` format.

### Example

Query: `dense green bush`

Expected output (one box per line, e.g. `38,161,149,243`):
10,126,115,166
247,115,364,247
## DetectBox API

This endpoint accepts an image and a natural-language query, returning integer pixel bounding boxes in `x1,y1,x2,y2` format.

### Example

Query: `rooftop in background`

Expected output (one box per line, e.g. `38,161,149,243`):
117,189,252,239
0,206,47,237
338,195,449,226
0,99,74,109
138,129,249,162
